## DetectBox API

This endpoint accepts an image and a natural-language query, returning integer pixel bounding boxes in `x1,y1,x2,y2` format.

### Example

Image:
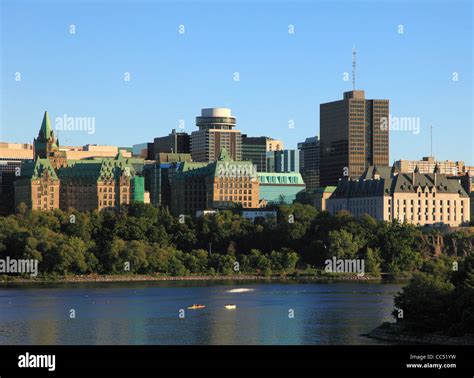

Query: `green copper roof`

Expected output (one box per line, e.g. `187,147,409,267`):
176,157,258,179
19,158,59,180
177,161,210,175
218,148,231,161
39,111,54,141
58,154,139,182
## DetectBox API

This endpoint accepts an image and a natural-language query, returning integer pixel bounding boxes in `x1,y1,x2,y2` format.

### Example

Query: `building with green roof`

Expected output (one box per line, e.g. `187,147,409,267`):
257,172,306,204
14,112,147,212
169,149,261,215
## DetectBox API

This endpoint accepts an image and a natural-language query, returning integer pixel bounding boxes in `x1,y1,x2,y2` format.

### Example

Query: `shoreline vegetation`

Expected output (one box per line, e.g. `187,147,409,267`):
2,202,472,280
0,272,392,284
365,322,474,345
369,253,474,343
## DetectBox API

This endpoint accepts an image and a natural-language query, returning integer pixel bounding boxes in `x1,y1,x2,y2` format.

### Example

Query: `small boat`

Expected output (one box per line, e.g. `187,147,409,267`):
224,304,237,310
188,304,206,310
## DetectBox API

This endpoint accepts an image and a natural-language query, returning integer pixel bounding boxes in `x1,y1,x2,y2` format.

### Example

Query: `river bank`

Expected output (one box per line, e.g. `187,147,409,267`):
366,322,474,345
0,272,391,284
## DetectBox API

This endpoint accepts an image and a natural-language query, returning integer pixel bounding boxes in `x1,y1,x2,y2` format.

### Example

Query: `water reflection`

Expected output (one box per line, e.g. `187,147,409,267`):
0,281,402,345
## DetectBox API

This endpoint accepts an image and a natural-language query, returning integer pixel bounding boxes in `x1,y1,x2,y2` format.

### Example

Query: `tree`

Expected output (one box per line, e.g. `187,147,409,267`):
364,247,382,276
328,229,365,259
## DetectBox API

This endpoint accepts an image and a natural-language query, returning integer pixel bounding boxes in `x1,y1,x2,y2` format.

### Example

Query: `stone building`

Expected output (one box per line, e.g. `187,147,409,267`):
327,165,470,226
14,112,146,212
169,149,261,215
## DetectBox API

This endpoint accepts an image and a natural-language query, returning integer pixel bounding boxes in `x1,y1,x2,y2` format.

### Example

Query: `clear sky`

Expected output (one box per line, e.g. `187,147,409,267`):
1,0,472,164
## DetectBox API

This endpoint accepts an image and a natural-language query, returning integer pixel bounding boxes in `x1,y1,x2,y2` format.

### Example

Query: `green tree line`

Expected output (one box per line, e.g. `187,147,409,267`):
0,202,472,278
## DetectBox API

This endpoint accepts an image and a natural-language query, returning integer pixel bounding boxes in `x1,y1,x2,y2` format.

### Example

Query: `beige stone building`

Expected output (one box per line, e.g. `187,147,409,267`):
14,158,61,211
394,156,471,176
327,165,470,227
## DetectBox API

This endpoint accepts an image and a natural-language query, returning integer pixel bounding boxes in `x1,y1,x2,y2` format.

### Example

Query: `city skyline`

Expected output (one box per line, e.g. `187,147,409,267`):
1,0,472,165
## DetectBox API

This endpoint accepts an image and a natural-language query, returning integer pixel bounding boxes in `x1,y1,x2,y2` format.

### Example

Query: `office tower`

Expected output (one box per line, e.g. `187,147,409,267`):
153,129,190,158
242,135,283,172
320,90,389,186
191,108,242,162
143,153,193,207
266,149,300,173
0,143,34,214
298,136,320,191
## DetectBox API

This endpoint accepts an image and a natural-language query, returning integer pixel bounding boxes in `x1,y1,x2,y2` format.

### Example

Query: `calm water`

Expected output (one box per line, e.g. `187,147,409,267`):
0,281,403,345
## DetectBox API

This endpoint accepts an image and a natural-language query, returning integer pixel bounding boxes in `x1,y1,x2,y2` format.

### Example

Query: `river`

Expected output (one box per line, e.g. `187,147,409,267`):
0,280,403,345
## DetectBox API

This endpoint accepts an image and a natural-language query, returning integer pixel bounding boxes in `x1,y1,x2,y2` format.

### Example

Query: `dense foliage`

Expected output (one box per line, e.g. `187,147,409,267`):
393,254,474,336
0,202,472,278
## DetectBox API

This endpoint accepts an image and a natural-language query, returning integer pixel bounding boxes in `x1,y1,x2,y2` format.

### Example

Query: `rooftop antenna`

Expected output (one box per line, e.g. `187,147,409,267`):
352,46,358,91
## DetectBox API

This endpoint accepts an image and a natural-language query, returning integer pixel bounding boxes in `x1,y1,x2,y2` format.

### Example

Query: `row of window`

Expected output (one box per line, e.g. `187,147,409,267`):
396,199,465,207
218,189,252,195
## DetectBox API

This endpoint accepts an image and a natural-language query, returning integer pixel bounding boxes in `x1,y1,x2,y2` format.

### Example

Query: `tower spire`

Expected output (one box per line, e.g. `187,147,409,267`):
39,111,53,140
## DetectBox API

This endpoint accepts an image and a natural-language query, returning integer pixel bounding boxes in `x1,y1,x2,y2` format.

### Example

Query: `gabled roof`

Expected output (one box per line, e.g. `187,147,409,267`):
331,167,469,199
20,158,59,180
57,153,140,182
360,165,392,180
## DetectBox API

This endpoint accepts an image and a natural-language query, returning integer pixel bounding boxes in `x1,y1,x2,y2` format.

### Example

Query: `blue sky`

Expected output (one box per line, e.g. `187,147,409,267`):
1,0,472,164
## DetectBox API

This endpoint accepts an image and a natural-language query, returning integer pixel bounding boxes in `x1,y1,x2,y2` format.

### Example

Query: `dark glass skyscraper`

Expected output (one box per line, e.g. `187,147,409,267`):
298,136,320,191
320,90,389,186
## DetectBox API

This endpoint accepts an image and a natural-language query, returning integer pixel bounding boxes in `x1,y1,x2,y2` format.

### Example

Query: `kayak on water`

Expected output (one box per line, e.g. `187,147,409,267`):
188,304,206,310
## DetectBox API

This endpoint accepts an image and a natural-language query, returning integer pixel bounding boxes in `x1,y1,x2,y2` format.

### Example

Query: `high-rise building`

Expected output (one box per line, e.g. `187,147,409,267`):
241,135,283,172
0,143,34,214
320,90,389,186
143,153,193,207
266,149,300,173
153,129,190,158
298,136,320,191
191,108,242,162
